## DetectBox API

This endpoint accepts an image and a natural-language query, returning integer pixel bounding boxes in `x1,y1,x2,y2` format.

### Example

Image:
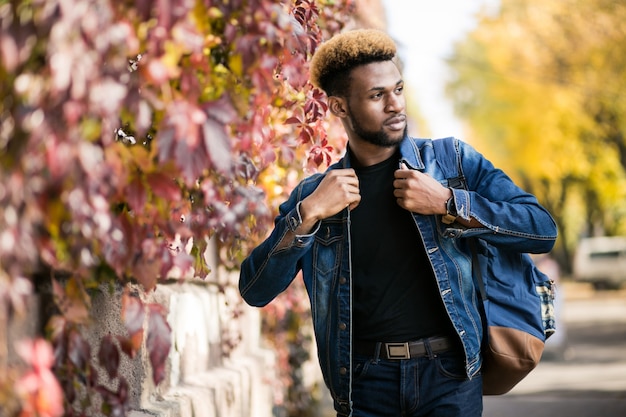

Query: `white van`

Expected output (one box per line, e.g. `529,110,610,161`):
572,236,626,290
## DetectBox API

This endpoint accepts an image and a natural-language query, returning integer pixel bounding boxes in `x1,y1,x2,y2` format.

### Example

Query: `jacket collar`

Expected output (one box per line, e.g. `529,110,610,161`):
340,136,425,170
398,135,425,170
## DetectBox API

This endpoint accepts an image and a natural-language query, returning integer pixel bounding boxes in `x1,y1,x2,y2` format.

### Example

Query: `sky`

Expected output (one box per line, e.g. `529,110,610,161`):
383,0,499,139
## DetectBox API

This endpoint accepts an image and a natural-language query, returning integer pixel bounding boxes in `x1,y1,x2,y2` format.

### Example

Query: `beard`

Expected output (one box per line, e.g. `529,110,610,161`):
347,104,407,148
354,123,407,147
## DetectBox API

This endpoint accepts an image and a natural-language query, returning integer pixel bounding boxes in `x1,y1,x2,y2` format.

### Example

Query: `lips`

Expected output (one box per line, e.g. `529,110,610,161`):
385,115,407,130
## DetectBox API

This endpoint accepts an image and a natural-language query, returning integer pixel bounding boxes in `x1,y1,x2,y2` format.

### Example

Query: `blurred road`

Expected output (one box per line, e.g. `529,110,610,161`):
484,282,626,417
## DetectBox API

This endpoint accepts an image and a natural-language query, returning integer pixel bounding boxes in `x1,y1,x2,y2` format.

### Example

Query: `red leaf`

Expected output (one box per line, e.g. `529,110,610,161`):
121,293,144,352
131,248,161,292
98,335,120,379
175,140,207,187
308,140,334,168
116,336,136,359
116,376,129,404
203,95,237,125
198,97,235,173
67,329,91,371
146,172,181,202
146,303,171,385
285,107,305,126
158,100,207,185
284,116,302,125
126,177,147,213
298,129,311,144
282,54,309,88
202,116,232,174
157,125,176,164
52,277,90,324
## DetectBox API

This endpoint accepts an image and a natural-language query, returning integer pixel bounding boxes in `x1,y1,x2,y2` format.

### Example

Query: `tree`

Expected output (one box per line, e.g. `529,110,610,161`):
446,0,626,268
0,0,353,415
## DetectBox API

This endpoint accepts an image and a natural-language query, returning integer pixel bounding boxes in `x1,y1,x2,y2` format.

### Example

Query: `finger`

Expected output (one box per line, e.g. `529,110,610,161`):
395,164,411,179
333,169,359,185
393,172,411,187
335,168,358,178
348,195,361,211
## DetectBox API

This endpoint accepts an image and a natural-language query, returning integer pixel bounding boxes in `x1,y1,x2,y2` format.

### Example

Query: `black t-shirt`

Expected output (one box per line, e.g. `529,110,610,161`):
350,151,455,342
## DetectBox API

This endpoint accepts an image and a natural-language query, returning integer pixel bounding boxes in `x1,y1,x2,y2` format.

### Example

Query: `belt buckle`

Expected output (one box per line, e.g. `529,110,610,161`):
385,342,410,359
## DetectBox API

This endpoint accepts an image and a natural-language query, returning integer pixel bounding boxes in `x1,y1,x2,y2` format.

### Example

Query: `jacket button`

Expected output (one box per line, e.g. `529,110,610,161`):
340,367,347,375
339,277,347,285
339,322,347,330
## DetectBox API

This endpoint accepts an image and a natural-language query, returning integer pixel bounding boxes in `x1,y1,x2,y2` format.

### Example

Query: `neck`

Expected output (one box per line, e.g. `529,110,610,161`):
348,141,399,168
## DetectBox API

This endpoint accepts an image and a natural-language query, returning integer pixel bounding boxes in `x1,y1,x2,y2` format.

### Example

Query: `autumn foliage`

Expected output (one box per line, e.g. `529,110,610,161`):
446,0,626,265
0,0,353,415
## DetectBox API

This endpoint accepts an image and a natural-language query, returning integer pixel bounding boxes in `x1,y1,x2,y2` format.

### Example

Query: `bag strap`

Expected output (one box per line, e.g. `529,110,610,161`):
432,138,487,302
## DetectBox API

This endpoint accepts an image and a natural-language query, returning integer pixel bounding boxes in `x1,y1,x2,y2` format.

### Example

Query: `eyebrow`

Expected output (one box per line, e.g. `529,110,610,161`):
368,79,404,93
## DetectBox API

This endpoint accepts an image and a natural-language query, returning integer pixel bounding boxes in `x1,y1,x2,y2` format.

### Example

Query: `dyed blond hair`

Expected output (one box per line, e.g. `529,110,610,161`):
309,29,397,96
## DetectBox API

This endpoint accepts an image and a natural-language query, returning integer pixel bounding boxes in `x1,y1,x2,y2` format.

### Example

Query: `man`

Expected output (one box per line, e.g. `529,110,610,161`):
239,29,557,416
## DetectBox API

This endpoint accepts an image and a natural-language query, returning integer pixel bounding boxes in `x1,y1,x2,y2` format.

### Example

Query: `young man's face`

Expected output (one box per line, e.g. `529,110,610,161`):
344,60,407,147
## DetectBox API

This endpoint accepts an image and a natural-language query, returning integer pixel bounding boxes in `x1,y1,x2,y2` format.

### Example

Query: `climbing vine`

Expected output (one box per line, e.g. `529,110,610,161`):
0,0,353,415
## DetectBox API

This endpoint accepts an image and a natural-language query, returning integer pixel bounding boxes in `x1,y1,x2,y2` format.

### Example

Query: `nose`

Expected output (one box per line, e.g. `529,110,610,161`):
385,93,404,113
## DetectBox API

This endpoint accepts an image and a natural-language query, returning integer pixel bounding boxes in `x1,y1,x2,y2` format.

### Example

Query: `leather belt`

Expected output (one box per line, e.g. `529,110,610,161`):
354,335,454,360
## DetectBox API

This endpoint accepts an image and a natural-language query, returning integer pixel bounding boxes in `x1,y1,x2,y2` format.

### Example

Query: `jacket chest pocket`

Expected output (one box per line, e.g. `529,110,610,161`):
313,221,345,276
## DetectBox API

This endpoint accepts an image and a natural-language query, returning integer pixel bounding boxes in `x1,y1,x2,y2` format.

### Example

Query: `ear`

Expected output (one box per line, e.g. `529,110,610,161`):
328,96,348,118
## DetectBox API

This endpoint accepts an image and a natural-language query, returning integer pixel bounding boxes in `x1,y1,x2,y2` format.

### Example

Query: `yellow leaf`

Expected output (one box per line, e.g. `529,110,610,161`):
162,41,184,74
229,53,243,78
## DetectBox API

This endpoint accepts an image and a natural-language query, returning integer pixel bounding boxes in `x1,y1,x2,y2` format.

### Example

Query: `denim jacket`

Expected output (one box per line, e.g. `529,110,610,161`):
239,137,557,415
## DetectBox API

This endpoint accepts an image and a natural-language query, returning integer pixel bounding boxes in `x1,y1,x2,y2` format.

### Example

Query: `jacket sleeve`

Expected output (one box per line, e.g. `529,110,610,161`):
238,178,321,307
451,140,557,253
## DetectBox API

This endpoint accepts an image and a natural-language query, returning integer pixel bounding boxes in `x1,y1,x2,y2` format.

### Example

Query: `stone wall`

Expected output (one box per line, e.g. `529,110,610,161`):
126,276,278,417
3,248,281,417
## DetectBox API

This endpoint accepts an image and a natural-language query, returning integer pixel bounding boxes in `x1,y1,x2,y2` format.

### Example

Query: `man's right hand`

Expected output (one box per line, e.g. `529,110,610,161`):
298,169,360,232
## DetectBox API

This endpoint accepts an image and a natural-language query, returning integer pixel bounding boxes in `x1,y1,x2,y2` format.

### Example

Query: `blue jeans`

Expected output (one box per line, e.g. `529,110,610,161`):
339,348,483,416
